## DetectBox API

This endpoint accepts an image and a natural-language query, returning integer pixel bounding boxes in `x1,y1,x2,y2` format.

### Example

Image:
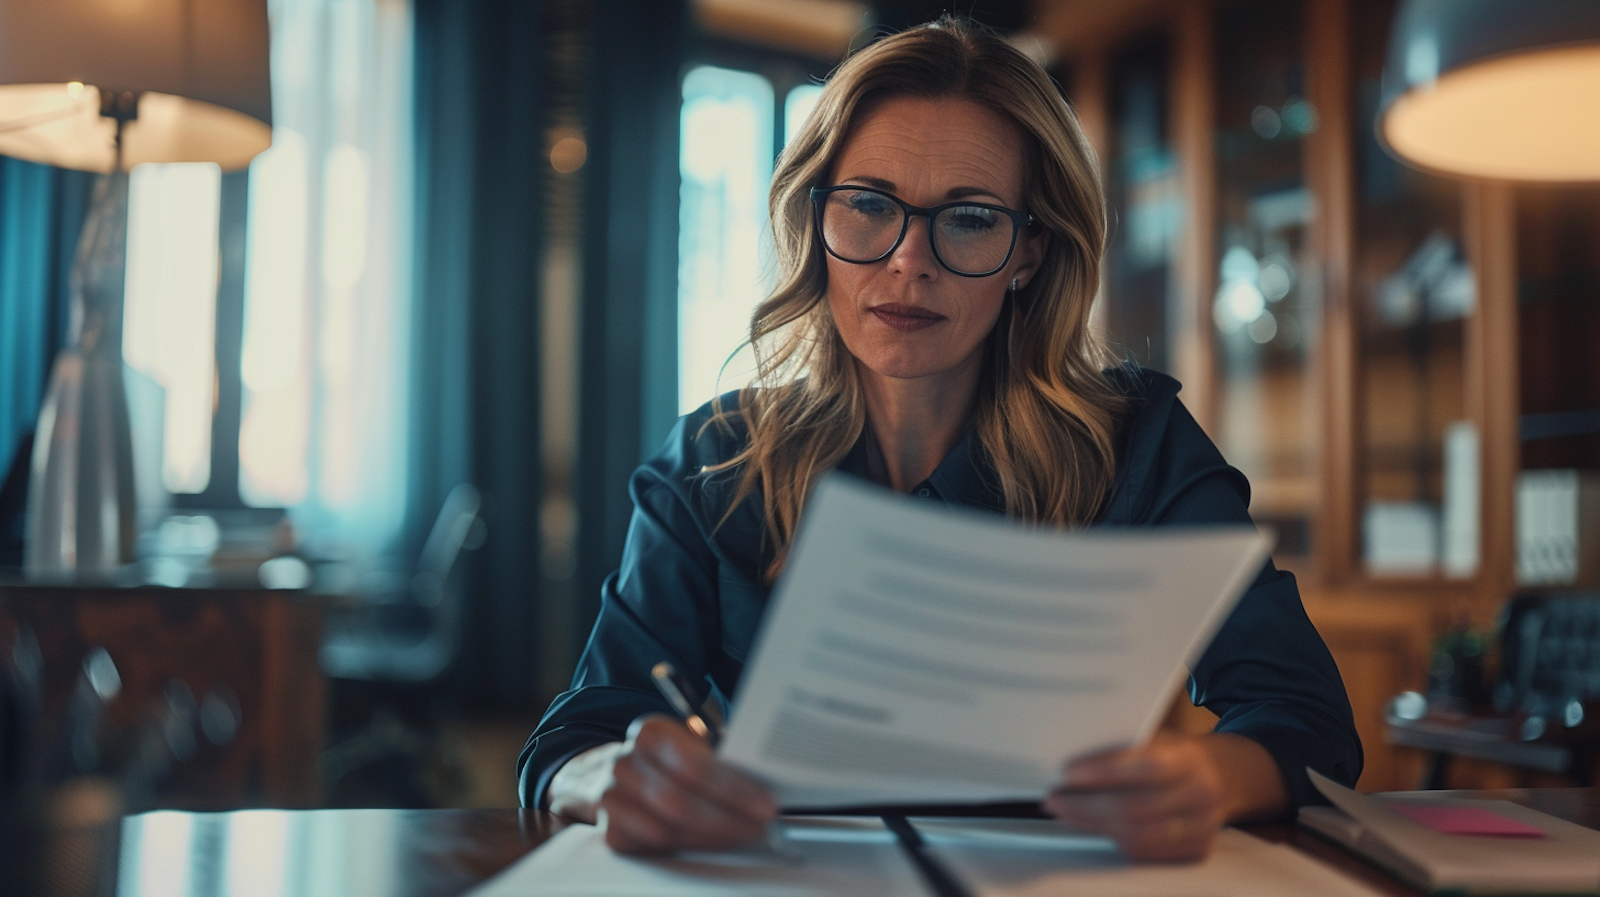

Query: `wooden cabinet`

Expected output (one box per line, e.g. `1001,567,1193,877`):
1046,0,1599,790
1517,187,1600,477
0,584,324,809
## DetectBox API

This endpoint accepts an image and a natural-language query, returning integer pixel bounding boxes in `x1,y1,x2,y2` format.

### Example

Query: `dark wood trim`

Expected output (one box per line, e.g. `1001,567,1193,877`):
1305,0,1358,586
1463,182,1521,609
1170,0,1217,433
260,590,325,807
1070,49,1113,343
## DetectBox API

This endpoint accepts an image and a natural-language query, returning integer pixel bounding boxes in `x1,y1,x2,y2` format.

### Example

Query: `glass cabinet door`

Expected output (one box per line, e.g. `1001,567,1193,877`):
1351,0,1472,579
1100,33,1178,373
1212,0,1320,563
1514,185,1600,589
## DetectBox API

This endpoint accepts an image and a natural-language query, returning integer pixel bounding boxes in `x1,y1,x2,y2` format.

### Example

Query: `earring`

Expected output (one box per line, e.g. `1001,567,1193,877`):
1006,280,1023,357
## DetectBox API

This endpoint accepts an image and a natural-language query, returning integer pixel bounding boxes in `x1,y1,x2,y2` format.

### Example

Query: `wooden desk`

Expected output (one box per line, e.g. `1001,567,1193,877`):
0,583,324,809
34,789,1600,897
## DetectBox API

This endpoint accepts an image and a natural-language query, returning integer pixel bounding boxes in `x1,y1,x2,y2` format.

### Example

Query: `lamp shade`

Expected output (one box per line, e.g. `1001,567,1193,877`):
1379,0,1600,182
0,0,272,172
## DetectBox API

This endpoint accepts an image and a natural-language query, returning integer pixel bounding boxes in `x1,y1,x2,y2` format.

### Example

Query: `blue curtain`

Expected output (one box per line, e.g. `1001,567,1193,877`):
410,0,688,710
410,0,550,708
0,158,93,568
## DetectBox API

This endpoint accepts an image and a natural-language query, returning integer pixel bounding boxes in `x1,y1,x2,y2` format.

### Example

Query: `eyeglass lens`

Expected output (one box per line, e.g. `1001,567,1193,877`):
818,188,1017,276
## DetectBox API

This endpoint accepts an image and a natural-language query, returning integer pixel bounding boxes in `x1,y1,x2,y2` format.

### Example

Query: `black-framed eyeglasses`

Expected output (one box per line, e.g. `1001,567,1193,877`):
810,185,1034,278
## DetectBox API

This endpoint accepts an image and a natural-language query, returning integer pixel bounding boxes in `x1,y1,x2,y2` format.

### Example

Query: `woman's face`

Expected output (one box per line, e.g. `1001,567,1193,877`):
824,95,1041,390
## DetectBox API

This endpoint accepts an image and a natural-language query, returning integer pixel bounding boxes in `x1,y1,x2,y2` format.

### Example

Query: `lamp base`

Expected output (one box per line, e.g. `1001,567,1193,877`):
23,162,138,583
23,349,138,582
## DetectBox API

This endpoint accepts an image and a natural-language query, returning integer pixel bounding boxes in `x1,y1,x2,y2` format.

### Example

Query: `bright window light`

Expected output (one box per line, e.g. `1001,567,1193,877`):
240,129,311,507
677,65,775,415
124,162,221,495
785,83,824,145
236,0,412,554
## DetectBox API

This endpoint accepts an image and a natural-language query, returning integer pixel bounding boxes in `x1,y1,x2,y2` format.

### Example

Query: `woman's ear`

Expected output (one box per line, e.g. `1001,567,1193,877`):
1010,228,1046,290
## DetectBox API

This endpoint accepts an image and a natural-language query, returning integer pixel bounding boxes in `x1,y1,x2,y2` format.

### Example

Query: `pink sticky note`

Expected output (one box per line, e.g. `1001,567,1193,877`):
1389,804,1548,838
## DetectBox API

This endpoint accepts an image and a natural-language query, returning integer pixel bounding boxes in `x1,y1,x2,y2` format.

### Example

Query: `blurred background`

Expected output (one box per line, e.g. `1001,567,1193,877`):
1,0,1599,821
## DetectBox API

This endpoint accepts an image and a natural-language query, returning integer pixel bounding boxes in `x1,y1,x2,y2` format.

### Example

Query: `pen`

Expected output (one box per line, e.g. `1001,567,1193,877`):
650,661,718,744
883,814,976,897
650,661,799,863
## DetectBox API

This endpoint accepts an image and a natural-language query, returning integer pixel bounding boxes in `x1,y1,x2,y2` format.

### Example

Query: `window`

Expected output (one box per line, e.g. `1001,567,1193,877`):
676,64,828,415
677,66,773,415
123,164,222,495
785,83,823,144
122,0,413,556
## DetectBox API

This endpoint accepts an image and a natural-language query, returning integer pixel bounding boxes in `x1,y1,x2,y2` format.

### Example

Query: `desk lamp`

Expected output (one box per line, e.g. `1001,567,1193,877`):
0,0,272,579
1380,0,1600,182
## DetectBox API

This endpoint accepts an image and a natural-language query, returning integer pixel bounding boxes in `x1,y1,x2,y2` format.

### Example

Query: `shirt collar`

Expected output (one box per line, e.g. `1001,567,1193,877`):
836,425,1003,512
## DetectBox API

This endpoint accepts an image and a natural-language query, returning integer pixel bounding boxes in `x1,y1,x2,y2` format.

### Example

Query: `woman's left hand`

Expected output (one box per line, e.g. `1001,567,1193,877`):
1041,732,1287,862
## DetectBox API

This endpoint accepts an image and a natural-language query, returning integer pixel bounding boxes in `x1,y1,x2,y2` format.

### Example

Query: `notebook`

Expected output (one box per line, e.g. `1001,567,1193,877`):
1301,769,1600,895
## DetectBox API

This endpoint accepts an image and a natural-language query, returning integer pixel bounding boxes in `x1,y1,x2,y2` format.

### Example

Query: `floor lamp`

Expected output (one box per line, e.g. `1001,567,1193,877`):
0,0,273,580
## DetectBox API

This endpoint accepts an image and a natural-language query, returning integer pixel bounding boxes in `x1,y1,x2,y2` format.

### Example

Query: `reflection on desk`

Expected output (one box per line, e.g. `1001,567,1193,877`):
109,809,568,897
28,790,1585,897
473,817,1382,897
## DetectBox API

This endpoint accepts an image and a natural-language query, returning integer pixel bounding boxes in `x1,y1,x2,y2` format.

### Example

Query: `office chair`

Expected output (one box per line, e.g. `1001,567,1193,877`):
319,484,484,807
1388,591,1600,788
320,483,483,682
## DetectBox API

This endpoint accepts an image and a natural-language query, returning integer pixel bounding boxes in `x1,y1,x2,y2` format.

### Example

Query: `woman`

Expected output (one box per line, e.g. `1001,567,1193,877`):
518,17,1361,862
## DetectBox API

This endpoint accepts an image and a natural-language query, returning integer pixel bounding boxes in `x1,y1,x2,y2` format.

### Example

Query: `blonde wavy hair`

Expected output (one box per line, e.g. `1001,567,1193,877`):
709,16,1124,581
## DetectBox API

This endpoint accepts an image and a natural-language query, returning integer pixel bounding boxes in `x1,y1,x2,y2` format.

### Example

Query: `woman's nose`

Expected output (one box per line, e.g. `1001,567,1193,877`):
886,216,941,278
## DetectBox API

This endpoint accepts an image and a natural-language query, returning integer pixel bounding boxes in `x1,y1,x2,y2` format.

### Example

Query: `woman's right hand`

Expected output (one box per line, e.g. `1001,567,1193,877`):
547,714,778,854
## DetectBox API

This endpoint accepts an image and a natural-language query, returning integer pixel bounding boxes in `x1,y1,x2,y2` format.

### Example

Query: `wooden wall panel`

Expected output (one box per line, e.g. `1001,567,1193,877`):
1303,592,1434,791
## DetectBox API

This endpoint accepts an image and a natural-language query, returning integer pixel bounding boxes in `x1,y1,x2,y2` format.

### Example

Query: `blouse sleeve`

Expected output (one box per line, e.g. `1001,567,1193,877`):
516,412,736,808
1120,373,1363,809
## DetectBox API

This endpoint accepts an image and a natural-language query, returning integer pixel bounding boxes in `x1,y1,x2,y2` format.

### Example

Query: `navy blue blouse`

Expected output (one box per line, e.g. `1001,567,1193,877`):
517,368,1362,811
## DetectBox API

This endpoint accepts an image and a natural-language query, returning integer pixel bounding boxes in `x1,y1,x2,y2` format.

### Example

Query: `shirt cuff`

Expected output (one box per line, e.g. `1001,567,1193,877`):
517,724,623,809
1213,703,1363,814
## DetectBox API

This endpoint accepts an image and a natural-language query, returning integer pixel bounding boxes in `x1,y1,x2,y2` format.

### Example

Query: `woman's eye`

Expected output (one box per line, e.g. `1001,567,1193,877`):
942,207,1000,232
844,193,896,217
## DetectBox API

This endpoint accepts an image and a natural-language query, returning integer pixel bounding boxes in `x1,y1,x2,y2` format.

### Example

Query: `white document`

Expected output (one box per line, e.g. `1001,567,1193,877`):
466,817,928,897
720,474,1273,808
920,821,1384,897
465,819,1383,897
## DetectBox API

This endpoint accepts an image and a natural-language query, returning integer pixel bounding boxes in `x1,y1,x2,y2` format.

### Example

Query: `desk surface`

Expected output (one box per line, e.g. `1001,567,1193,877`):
69,789,1600,897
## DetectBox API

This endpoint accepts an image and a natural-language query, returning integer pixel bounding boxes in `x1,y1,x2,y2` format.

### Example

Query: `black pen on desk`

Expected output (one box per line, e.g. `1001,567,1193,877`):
649,662,799,863
883,814,976,897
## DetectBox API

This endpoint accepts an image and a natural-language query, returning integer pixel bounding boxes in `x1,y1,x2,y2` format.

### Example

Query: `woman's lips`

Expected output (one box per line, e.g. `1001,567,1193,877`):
869,303,945,332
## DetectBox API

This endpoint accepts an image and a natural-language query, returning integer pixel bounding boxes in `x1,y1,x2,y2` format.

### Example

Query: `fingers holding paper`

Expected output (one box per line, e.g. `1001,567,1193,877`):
599,714,779,854
1043,734,1229,861
1043,732,1291,862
